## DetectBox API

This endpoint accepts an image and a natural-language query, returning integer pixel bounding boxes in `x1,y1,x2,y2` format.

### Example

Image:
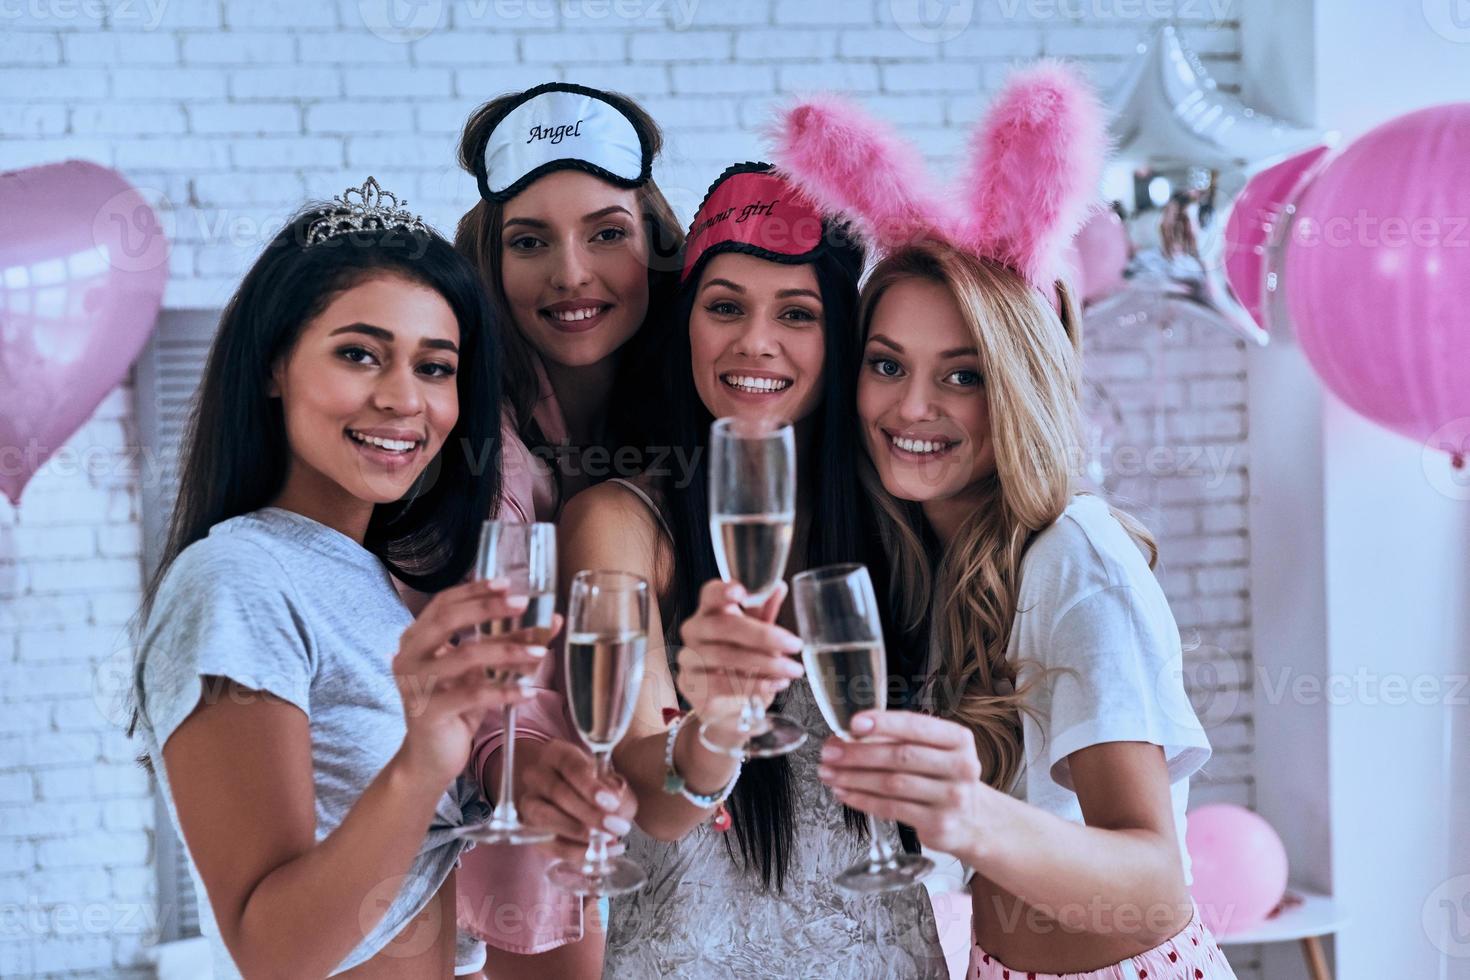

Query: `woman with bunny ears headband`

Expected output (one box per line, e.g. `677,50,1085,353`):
770,63,1240,979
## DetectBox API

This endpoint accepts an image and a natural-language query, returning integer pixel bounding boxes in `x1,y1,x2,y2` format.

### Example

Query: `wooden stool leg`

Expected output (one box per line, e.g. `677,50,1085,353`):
1300,936,1331,980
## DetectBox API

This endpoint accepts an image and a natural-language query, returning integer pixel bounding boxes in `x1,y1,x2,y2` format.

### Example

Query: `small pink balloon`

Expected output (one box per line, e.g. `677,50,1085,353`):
1072,208,1130,305
1185,803,1289,935
1285,104,1470,462
1223,144,1330,330
0,161,169,505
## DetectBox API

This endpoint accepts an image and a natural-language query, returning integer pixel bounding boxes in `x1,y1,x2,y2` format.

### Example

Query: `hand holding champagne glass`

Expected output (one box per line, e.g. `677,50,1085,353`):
547,570,650,896
792,563,933,893
454,521,557,846
699,416,807,758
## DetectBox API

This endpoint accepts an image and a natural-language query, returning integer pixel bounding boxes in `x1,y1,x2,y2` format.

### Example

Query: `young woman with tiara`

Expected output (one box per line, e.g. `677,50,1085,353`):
449,82,682,977
768,64,1240,979
535,162,948,978
129,179,548,978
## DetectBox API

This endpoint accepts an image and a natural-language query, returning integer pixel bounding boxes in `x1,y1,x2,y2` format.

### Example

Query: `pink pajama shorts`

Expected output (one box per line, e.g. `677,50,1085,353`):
969,903,1237,980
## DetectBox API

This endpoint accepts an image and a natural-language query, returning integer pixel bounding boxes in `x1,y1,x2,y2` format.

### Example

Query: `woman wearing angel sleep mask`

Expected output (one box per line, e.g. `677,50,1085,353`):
449,82,682,980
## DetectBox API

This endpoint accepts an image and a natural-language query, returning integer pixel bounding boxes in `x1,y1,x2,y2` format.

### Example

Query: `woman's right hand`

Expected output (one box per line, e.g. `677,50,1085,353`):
675,579,805,717
392,578,547,786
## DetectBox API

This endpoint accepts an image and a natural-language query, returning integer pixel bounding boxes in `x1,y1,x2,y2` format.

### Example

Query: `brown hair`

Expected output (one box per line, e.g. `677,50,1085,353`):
452,88,685,443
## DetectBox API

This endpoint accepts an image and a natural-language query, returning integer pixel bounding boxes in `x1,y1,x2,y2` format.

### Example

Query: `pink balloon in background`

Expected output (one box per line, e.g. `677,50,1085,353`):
0,160,169,505
1223,144,1330,331
1285,104,1470,467
1072,207,1130,305
1186,803,1289,935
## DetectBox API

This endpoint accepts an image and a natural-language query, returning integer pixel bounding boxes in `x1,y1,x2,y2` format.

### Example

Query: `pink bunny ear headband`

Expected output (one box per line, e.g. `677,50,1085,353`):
769,60,1109,299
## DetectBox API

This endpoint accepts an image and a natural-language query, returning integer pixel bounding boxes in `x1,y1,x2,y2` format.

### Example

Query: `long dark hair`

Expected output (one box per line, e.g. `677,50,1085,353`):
452,84,684,487
129,206,503,750
654,237,880,891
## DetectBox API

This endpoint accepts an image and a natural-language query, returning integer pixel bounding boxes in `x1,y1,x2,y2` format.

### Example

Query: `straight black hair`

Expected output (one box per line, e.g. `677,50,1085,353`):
654,237,884,891
129,205,503,752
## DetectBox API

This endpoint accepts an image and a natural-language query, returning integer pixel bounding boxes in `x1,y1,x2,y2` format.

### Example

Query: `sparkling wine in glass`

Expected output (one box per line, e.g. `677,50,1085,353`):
709,515,795,606
547,570,650,897
793,563,934,893
453,521,557,846
699,416,807,759
805,640,886,738
480,589,556,685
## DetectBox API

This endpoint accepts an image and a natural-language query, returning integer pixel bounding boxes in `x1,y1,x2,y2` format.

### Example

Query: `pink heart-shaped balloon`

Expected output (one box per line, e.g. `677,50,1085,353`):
0,160,169,505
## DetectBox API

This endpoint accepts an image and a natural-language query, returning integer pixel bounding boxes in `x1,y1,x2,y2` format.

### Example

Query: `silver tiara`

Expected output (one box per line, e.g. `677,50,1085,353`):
304,177,430,246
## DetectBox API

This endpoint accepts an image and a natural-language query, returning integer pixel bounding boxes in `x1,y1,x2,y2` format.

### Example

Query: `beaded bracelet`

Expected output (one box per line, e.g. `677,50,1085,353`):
662,708,739,831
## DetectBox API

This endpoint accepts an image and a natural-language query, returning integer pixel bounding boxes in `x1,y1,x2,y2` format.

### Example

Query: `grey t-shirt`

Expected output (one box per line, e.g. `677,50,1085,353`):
132,507,487,977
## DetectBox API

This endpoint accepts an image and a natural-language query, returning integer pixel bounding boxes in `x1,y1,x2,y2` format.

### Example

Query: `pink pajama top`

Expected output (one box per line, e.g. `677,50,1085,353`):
457,356,588,954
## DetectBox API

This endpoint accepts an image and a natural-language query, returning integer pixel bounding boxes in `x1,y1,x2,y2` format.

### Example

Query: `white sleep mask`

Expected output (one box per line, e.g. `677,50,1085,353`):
475,82,652,203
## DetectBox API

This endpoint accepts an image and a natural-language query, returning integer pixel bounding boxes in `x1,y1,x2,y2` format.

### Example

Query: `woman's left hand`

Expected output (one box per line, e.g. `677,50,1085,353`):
518,739,638,865
817,710,994,856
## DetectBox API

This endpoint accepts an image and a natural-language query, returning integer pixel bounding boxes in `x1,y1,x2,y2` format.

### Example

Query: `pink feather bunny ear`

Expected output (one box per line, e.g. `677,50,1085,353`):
959,60,1110,291
768,93,948,254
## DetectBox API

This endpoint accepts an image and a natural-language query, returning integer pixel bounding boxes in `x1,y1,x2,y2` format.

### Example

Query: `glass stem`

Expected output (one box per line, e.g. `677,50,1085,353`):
737,599,767,734
584,753,613,869
739,695,766,733
492,703,519,826
865,814,896,870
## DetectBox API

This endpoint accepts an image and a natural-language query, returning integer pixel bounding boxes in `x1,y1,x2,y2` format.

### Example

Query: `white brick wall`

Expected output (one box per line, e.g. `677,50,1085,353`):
0,383,154,980
0,1,1258,976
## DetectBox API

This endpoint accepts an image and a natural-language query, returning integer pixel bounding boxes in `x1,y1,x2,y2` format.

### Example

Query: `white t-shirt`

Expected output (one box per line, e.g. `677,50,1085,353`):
1005,494,1212,883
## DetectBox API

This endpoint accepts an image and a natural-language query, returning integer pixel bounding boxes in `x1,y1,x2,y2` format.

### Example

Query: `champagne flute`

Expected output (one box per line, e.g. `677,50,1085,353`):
546,570,650,896
699,416,807,759
792,563,934,893
454,521,557,846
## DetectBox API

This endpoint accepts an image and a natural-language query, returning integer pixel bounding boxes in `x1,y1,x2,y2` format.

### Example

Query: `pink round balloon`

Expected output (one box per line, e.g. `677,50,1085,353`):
0,161,169,505
1073,208,1130,305
1285,104,1470,465
1185,804,1288,935
1224,144,1330,330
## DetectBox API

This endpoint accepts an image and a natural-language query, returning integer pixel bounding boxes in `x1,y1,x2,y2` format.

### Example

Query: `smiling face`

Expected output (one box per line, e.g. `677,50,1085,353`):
270,273,461,516
497,169,651,370
688,251,826,425
857,275,994,503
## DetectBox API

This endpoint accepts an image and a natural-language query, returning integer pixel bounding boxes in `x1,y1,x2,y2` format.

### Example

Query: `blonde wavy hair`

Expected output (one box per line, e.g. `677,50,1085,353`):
859,241,1157,794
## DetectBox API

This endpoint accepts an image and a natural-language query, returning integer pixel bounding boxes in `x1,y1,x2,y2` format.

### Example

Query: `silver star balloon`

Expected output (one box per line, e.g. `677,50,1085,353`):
1095,22,1330,346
